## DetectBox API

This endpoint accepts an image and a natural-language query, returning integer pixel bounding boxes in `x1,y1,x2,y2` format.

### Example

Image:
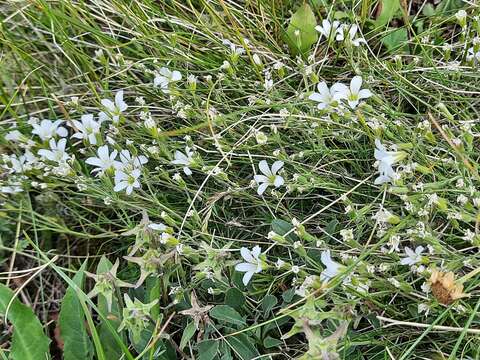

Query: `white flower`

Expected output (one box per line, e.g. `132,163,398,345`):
374,139,405,184
400,246,424,265
315,19,341,39
222,39,245,55
70,114,102,144
114,168,141,195
7,151,37,173
332,76,372,109
32,119,68,141
320,250,343,282
171,147,194,175
254,160,284,195
99,90,128,124
5,130,24,142
336,24,366,46
86,145,120,175
309,81,344,110
154,67,182,93
38,138,70,163
118,150,148,170
467,47,480,62
235,246,263,286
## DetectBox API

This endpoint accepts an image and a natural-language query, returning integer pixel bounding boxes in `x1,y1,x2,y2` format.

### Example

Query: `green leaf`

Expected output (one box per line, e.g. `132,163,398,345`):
381,28,409,53
374,0,401,27
59,262,93,360
261,294,277,317
209,305,246,327
422,3,435,17
0,284,51,360
271,219,299,242
224,288,245,310
285,3,318,55
179,321,196,350
226,332,259,360
263,336,282,348
198,340,219,360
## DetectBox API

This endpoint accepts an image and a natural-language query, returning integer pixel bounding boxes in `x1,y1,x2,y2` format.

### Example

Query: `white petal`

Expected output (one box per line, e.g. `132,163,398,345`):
240,247,254,263
273,176,284,188
271,161,284,174
115,90,124,105
258,160,271,176
251,245,261,259
183,167,192,176
235,263,257,272
56,127,68,137
254,175,268,184
257,182,269,196
101,99,115,111
350,76,363,94
309,92,323,103
242,271,254,286
171,71,182,81
358,89,372,99
86,157,103,167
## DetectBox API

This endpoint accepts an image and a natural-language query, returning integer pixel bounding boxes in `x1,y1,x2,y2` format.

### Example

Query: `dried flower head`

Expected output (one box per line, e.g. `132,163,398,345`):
429,270,468,305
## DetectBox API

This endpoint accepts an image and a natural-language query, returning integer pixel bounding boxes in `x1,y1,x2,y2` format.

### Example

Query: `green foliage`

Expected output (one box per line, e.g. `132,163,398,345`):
381,28,409,53
209,305,246,327
0,284,50,360
285,3,318,55
59,262,93,360
374,0,401,27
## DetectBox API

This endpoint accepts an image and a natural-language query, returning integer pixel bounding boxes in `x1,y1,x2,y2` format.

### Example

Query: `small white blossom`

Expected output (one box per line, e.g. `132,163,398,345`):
254,160,284,195
86,145,120,175
235,246,262,286
320,250,343,282
309,81,344,110
315,19,341,39
99,90,128,124
332,76,372,109
171,147,194,176
400,246,424,266
374,139,405,184
336,24,366,46
38,138,70,163
114,167,142,195
70,114,102,144
32,119,68,141
154,67,182,93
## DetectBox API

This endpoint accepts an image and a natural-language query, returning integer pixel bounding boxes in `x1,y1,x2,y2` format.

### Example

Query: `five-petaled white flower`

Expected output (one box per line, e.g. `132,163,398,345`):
114,168,142,195
320,250,343,282
333,76,372,109
99,90,128,124
38,138,70,163
86,145,120,175
154,67,182,93
118,149,148,170
32,119,68,141
254,160,284,195
374,139,405,184
171,147,194,175
235,246,263,286
400,246,424,266
315,19,341,40
336,24,366,47
309,81,344,110
70,114,102,144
